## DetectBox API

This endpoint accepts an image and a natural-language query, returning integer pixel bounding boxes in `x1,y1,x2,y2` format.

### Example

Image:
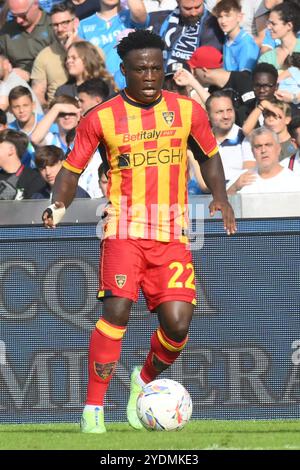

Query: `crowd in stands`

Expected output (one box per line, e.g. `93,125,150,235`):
0,0,300,204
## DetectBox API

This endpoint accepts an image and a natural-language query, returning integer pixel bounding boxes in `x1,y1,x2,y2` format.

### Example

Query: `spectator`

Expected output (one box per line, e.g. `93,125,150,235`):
76,78,111,198
77,0,147,81
0,55,44,123
8,86,49,167
244,98,296,160
275,52,300,114
146,0,224,71
243,63,279,134
0,0,56,79
32,144,90,198
278,52,300,95
0,54,43,123
38,0,65,13
207,0,269,43
227,126,300,194
163,65,191,96
281,115,300,173
31,94,80,152
259,2,300,69
0,129,46,199
77,78,110,115
185,45,256,125
69,0,99,20
0,1,9,28
0,108,7,130
55,41,115,99
206,91,256,184
263,100,296,159
98,162,108,197
31,1,81,107
213,0,260,72
8,86,47,137
252,62,279,105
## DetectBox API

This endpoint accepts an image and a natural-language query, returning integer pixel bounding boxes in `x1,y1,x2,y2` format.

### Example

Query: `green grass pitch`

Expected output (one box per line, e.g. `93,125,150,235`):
0,420,300,450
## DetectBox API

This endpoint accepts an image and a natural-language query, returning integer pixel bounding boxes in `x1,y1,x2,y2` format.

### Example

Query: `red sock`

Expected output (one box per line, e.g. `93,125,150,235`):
140,328,188,383
86,318,126,405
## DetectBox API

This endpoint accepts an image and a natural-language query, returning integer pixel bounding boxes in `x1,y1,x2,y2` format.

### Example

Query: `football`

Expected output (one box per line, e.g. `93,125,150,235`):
136,379,192,431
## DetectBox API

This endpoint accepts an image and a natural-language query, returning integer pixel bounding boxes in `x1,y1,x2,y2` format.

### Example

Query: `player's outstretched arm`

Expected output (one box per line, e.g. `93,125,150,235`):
200,152,237,236
42,167,80,228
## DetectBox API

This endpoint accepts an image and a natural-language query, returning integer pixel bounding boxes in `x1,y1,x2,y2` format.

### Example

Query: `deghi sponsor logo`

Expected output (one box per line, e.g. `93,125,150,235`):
123,129,175,143
117,148,183,168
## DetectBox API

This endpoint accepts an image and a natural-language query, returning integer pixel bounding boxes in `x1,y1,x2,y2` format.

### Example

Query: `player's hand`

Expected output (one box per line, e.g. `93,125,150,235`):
209,199,237,236
42,202,66,228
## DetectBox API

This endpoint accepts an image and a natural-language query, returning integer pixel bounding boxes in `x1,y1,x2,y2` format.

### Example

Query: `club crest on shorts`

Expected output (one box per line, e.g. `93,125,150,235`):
162,111,175,126
115,274,127,288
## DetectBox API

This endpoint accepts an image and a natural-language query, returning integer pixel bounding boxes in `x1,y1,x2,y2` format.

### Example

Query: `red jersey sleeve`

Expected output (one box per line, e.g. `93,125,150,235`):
63,108,103,174
188,100,218,164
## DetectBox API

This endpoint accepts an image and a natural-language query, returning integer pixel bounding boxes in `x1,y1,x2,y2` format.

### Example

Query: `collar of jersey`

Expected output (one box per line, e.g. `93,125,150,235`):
121,89,162,109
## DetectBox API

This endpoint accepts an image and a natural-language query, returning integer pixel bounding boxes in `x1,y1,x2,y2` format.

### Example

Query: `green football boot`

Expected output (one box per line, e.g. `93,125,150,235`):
127,366,144,430
80,407,107,434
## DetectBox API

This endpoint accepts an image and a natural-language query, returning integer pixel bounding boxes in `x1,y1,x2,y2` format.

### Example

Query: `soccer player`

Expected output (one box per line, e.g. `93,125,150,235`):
42,30,236,433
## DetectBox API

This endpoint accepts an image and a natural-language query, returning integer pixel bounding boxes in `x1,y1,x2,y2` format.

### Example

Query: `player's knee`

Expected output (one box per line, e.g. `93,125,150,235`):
102,297,132,326
162,322,189,343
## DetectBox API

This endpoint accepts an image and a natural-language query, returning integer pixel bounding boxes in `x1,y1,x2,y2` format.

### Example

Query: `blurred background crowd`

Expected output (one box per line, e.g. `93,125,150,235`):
0,0,300,203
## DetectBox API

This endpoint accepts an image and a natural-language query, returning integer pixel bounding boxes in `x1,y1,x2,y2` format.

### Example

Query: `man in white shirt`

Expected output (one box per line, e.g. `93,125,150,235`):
227,126,300,194
206,91,255,184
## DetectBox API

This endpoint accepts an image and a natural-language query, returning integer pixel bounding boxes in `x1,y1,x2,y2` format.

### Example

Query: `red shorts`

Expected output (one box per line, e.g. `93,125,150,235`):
98,239,196,312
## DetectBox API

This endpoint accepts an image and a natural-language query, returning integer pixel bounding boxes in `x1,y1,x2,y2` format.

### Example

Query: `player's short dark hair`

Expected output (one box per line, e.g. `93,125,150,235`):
271,2,300,34
77,78,110,100
205,90,233,114
35,145,65,169
0,109,7,126
213,0,241,16
117,30,165,61
0,129,28,158
288,116,300,140
8,86,33,104
252,62,278,83
50,1,76,16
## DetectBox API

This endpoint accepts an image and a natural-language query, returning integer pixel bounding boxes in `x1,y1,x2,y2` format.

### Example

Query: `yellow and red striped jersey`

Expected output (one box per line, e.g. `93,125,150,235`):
64,90,218,242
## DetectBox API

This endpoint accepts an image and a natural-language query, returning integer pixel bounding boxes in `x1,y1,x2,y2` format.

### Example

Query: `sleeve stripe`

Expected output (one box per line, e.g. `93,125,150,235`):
207,146,219,158
62,161,82,174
